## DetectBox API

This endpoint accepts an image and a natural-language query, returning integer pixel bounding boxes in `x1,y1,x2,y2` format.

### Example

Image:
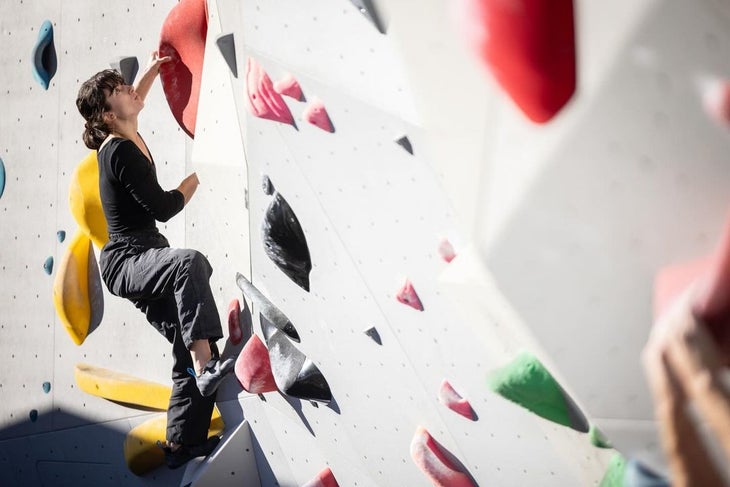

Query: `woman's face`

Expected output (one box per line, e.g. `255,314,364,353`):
105,83,143,121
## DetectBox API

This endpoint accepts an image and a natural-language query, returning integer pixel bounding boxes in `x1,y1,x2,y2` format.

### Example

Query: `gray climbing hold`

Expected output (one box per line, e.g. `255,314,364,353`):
349,0,387,34
262,174,274,196
216,33,238,78
42,382,51,393
43,256,54,275
235,273,300,342
29,409,38,422
364,326,382,345
395,135,413,155
110,56,139,85
56,230,65,243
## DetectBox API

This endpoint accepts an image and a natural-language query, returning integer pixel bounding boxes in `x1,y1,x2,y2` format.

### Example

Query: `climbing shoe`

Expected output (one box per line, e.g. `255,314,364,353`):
193,357,235,397
158,435,221,469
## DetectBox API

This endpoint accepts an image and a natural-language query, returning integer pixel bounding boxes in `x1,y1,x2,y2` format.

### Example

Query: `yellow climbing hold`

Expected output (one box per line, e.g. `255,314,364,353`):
53,231,94,345
69,151,108,249
74,363,172,410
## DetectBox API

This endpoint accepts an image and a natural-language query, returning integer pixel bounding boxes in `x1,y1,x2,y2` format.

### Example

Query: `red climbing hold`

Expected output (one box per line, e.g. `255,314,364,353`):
410,426,475,487
235,335,278,394
462,0,576,123
654,257,710,318
246,57,295,125
438,379,475,420
228,298,242,345
703,80,730,127
158,0,208,138
301,467,339,487
438,238,456,263
396,278,423,311
274,73,304,101
303,98,335,133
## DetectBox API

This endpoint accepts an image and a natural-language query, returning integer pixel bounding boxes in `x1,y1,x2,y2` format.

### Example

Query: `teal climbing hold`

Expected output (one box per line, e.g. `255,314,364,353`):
29,409,38,422
589,425,613,449
599,453,627,487
0,157,5,199
487,350,589,432
32,20,57,90
42,382,51,393
43,256,53,275
56,230,65,243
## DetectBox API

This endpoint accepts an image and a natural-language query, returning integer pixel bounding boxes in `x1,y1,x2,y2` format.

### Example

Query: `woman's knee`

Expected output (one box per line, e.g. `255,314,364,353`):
178,249,212,276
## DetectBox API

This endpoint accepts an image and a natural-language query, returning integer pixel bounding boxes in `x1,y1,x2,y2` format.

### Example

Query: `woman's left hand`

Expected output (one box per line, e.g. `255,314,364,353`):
146,51,172,72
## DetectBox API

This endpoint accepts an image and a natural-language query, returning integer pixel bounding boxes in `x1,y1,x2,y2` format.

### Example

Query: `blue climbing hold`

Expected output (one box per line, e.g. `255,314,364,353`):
32,20,57,90
42,382,51,393
29,409,38,422
56,230,65,243
0,157,5,199
43,256,53,275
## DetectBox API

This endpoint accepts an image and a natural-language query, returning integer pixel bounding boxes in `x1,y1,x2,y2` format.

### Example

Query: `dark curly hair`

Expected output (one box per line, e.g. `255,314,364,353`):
76,69,125,150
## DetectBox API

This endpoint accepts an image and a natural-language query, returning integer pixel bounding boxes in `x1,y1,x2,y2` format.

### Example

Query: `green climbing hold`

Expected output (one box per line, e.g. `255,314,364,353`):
590,425,613,449
486,350,589,432
599,453,627,487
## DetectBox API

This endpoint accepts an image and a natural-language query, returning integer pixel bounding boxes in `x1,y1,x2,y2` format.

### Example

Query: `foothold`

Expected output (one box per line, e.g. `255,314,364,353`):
236,273,300,341
0,157,5,199
438,238,456,263
228,298,243,345
363,326,382,345
303,98,335,133
274,73,304,101
267,329,332,403
599,453,627,487
262,174,274,196
69,151,108,249
302,467,339,487
395,135,413,155
487,350,589,432
246,57,295,125
29,410,38,423
258,393,266,401
31,20,57,90
438,379,476,420
461,0,576,123
110,56,139,85
589,425,612,449
43,256,54,275
42,382,51,393
75,362,172,410
348,0,387,34
215,33,238,77
410,426,475,487
56,230,66,243
235,335,278,394
261,189,312,292
159,0,208,138
310,401,319,408
396,278,424,311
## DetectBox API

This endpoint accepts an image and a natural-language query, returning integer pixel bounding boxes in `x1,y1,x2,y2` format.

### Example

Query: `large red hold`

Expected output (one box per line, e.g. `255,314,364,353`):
463,0,576,123
410,426,475,487
159,0,208,138
235,335,278,394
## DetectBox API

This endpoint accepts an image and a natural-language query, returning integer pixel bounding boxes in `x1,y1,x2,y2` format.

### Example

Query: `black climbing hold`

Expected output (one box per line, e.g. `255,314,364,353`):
262,174,274,196
216,33,238,78
395,135,413,155
261,188,312,292
32,20,57,90
267,329,332,403
364,326,382,345
349,0,387,34
30,409,38,422
236,273,300,342
110,56,139,85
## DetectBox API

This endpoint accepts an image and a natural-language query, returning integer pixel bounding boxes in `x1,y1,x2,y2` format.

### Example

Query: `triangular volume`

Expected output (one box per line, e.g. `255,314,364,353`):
274,73,304,101
410,426,475,487
267,330,332,403
227,298,242,345
396,278,424,311
303,98,335,133
215,33,237,77
31,20,56,90
110,56,139,85
246,57,295,125
395,135,413,155
235,335,277,394
349,0,387,34
438,379,476,421
486,351,589,432
462,0,576,123
302,467,339,487
235,273,300,341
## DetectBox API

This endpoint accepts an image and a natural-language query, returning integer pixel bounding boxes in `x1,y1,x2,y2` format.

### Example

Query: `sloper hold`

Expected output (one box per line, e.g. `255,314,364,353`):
274,73,304,101
235,273,300,342
267,328,332,403
228,298,243,345
75,362,172,410
261,188,312,292
215,33,238,77
159,0,208,138
410,426,475,487
349,0,387,34
396,278,424,311
363,326,382,345
438,238,456,263
303,98,335,133
487,350,589,432
0,157,5,199
246,57,295,125
589,425,612,449
462,0,576,123
110,56,139,85
395,135,413,155
302,467,339,487
235,335,277,394
56,230,65,242
43,256,54,275
69,151,108,249
32,20,57,90
438,379,476,420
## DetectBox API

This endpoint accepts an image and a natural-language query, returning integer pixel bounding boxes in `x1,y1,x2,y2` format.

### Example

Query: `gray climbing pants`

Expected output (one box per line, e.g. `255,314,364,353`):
99,229,223,446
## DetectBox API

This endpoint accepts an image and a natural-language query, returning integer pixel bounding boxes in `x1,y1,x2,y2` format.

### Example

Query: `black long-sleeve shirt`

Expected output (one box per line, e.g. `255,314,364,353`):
97,137,184,235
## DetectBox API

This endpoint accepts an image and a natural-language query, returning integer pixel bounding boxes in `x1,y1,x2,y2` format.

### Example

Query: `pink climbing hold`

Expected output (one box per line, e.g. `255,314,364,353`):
228,298,242,345
246,57,295,125
274,73,304,101
654,257,711,318
438,379,475,420
410,426,475,487
303,98,334,133
703,79,730,127
301,467,339,487
396,278,423,311
438,238,456,263
235,335,277,394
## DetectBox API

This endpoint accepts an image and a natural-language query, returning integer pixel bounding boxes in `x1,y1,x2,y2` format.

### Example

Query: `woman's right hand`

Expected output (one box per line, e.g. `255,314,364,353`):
177,172,200,205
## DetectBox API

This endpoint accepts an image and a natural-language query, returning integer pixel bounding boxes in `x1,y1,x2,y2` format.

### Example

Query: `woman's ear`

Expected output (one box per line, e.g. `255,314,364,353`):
102,111,115,125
